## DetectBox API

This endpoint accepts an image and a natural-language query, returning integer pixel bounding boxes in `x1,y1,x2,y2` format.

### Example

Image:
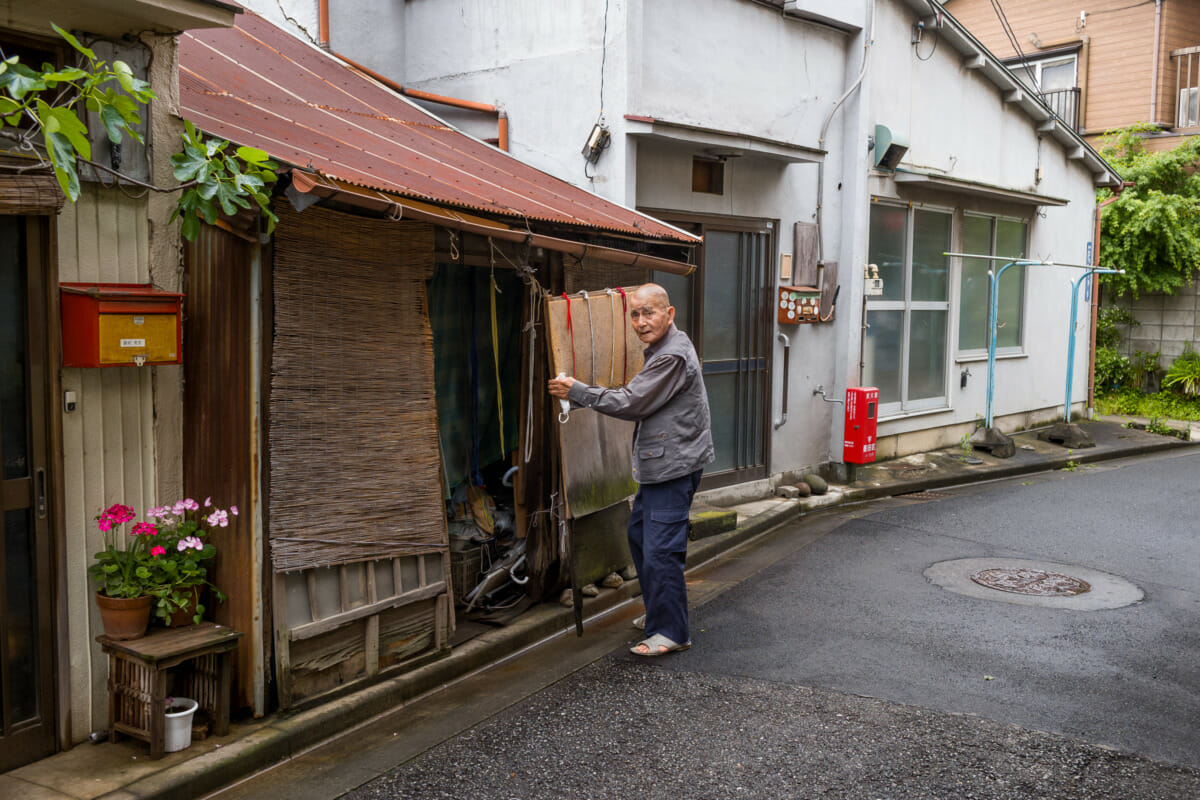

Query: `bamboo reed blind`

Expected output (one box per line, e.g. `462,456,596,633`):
269,205,447,571
0,173,64,214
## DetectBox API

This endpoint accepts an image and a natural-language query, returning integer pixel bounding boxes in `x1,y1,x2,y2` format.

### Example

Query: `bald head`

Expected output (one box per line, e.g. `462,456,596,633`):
632,283,671,310
629,283,675,345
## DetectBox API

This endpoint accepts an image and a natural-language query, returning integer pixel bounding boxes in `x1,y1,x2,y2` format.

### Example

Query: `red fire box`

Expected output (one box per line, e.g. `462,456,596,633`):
60,283,184,368
843,386,879,464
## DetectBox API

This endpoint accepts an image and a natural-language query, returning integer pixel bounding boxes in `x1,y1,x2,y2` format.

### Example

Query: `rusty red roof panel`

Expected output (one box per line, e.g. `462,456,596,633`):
178,11,695,243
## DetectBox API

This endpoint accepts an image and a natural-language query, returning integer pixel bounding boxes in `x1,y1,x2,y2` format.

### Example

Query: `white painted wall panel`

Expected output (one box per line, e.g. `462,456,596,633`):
57,183,157,741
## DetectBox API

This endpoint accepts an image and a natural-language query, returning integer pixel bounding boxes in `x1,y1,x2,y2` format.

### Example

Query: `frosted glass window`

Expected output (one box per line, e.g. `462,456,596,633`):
702,231,741,361
863,310,902,404
958,216,992,351
957,215,1027,352
866,204,950,413
908,311,948,401
868,204,906,302
912,211,950,302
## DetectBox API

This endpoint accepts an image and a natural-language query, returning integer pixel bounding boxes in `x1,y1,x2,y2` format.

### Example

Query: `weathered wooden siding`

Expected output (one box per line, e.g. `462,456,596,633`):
56,183,157,741
946,0,1194,135
184,225,256,711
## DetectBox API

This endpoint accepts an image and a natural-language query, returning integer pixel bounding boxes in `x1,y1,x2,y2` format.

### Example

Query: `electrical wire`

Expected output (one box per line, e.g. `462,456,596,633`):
915,25,940,61
990,0,1038,91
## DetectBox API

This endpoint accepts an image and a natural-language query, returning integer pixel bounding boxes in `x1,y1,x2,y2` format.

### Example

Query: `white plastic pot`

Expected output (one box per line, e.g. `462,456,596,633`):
164,697,198,753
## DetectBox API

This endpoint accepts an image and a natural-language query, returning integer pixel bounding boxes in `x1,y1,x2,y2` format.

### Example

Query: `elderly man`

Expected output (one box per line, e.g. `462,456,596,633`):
548,283,714,656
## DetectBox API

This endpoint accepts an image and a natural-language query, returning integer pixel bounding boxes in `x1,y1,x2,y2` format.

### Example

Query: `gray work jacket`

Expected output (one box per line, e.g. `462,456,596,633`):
567,324,714,484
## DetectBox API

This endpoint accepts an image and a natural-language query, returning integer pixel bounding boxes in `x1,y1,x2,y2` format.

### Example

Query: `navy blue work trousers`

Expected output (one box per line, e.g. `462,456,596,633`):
627,468,703,646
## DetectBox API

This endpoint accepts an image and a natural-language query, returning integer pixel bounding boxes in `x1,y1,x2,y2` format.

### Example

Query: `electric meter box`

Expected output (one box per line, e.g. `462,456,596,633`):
843,386,879,464
777,285,821,324
60,283,184,368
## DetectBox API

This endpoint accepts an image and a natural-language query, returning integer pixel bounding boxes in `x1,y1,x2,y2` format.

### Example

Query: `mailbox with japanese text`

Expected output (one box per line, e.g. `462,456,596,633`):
60,283,184,368
843,386,878,464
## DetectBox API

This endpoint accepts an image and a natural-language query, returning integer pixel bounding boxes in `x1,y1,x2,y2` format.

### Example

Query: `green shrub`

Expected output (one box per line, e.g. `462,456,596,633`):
1162,345,1200,397
1095,346,1133,392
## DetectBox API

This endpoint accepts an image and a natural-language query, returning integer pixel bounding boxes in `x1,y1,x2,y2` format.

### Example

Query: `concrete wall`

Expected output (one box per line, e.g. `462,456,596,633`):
1112,277,1200,362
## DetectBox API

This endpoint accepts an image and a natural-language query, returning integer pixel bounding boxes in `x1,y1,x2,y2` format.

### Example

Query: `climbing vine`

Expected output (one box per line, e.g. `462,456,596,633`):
0,24,276,240
1096,123,1200,298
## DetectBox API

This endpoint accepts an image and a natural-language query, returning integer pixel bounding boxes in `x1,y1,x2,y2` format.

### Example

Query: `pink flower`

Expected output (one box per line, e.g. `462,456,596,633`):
177,536,203,551
98,517,113,533
206,509,229,528
172,500,187,516
183,498,200,511
132,522,158,536
150,545,166,557
146,506,171,520
104,504,136,524
204,497,212,507
230,505,239,516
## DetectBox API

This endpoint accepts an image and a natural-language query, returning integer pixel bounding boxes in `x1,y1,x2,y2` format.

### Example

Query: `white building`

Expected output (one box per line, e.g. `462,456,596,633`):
245,0,1122,487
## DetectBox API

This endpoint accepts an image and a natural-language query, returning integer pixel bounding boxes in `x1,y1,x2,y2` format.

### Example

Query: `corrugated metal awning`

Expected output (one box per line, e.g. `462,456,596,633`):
289,172,696,275
178,10,699,247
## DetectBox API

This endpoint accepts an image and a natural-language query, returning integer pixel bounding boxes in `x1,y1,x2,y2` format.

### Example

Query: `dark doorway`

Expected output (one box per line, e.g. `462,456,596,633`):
0,215,57,771
648,214,775,488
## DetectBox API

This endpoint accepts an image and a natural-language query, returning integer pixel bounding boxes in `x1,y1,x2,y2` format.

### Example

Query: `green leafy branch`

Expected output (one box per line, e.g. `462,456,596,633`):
171,121,277,241
1097,124,1200,298
0,24,277,241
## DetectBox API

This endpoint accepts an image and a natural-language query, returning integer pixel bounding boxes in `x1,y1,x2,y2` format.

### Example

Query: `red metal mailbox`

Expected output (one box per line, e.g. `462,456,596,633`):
843,386,878,464
60,283,184,368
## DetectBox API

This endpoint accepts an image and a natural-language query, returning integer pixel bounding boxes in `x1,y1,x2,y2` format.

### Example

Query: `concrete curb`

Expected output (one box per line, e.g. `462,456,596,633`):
99,428,1196,799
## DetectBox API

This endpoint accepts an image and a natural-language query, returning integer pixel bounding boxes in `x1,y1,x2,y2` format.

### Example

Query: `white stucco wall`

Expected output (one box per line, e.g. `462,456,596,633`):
866,0,1100,445
267,0,1108,474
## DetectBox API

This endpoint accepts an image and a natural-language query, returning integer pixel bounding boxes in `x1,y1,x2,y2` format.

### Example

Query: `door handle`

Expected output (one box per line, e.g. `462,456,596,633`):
35,467,47,519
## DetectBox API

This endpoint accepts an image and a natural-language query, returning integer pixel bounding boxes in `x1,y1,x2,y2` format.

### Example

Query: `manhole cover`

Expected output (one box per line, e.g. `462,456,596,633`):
970,568,1092,596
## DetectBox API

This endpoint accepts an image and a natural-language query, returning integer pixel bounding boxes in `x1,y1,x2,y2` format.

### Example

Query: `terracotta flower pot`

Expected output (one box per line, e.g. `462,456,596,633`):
94,592,152,640
166,587,202,627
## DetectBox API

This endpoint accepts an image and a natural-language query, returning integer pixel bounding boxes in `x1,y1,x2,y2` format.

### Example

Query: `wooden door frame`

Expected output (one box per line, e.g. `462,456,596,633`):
638,209,777,490
0,213,63,769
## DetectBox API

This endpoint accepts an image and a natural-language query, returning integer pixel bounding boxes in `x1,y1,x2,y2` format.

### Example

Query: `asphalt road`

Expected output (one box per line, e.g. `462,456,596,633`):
211,448,1200,800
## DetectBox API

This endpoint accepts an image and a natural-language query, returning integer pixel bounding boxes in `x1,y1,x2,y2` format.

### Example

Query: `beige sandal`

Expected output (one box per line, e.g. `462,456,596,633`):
632,614,646,631
630,633,690,657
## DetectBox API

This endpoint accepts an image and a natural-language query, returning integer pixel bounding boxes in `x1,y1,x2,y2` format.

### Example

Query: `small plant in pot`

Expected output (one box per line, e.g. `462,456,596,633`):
143,498,233,626
88,504,164,640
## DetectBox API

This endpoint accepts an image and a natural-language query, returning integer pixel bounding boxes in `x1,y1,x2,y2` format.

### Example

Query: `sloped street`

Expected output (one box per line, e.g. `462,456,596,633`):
209,447,1200,800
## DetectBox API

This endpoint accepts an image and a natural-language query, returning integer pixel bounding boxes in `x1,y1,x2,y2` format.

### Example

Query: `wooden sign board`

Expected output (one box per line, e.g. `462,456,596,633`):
545,289,645,518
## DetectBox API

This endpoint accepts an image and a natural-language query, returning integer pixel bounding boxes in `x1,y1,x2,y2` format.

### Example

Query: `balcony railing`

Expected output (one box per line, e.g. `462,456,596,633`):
1038,87,1081,132
1172,45,1200,128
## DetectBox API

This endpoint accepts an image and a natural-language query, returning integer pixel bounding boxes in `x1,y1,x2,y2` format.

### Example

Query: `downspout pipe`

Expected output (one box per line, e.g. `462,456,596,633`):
815,0,875,269
318,0,330,48
1150,0,1162,124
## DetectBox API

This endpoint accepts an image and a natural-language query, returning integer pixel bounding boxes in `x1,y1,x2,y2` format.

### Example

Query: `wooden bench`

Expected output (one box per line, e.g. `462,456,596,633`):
97,622,242,759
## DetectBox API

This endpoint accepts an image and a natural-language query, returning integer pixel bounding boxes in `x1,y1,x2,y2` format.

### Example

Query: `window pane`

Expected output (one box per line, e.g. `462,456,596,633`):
1040,57,1076,91
958,216,992,351
1,217,29,481
995,220,1027,349
701,231,740,361
907,310,947,402
868,204,906,301
652,270,693,337
5,509,38,723
704,372,737,473
863,310,902,404
912,210,950,302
